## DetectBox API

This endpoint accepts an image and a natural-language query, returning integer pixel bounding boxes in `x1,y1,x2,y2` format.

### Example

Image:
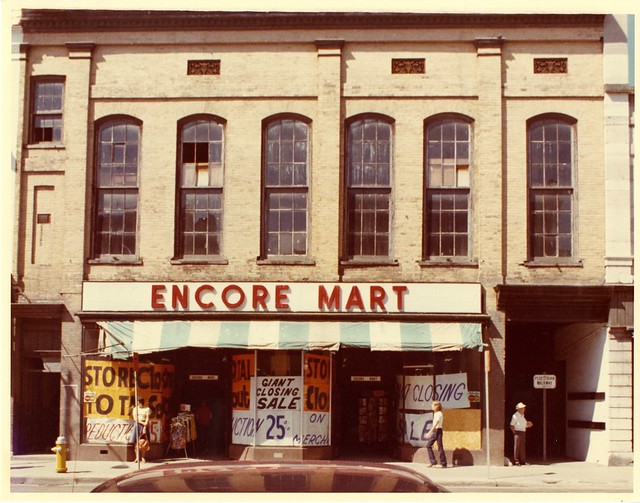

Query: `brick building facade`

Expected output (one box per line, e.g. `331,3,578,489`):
10,10,633,466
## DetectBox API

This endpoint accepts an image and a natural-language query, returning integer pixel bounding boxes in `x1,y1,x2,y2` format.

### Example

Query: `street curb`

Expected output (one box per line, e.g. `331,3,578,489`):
10,475,520,488
11,477,109,486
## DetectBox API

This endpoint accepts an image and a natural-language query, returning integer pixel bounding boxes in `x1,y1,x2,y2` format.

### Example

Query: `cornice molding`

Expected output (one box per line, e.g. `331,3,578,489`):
19,10,606,33
494,284,612,323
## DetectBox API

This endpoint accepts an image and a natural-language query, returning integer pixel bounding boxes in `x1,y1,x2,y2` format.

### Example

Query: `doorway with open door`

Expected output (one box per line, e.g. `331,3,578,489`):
338,349,400,458
172,348,230,458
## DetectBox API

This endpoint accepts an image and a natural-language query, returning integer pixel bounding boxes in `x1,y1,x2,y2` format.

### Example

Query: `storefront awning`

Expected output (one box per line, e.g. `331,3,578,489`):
96,320,483,359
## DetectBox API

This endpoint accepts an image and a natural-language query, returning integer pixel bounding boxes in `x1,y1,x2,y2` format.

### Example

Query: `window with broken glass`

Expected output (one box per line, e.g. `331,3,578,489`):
178,118,225,257
30,79,64,144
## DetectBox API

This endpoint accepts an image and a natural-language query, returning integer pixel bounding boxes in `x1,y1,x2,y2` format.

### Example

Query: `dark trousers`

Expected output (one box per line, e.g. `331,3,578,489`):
513,431,526,464
426,428,447,466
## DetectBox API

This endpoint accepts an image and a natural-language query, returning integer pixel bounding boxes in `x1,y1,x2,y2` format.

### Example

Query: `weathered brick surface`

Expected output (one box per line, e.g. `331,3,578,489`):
12,14,617,463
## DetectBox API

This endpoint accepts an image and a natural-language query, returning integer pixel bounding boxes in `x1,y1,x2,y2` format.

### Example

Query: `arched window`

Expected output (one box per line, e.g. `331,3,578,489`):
93,117,141,259
345,116,393,259
527,116,575,259
177,117,225,257
424,116,472,258
262,116,310,257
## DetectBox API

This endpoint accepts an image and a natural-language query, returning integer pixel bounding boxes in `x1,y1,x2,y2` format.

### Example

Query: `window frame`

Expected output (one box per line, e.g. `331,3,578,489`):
260,114,312,262
423,114,474,263
29,76,65,146
91,115,142,263
343,114,395,264
174,114,227,262
526,114,578,264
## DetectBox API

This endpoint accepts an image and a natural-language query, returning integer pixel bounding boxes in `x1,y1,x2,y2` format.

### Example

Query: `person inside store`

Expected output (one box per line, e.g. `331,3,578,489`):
131,397,151,461
195,399,213,454
510,402,533,466
425,400,448,468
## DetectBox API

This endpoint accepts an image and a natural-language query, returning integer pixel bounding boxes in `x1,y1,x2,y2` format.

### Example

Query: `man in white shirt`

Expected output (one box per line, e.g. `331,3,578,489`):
510,402,532,466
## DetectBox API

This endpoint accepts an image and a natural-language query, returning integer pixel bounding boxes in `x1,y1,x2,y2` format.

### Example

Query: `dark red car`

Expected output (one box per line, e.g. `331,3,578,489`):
91,460,449,493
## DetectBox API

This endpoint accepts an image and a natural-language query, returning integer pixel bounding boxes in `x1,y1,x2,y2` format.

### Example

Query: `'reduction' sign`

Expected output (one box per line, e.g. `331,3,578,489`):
533,374,556,389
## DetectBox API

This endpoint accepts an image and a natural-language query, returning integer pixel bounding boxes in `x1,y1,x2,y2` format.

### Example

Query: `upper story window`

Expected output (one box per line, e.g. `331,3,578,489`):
30,78,64,144
262,116,310,258
345,116,393,260
176,117,225,258
527,115,576,260
93,117,141,260
424,116,472,259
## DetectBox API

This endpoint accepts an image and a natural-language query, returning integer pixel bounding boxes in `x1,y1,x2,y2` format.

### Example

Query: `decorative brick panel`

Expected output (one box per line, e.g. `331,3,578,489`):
533,58,567,73
187,60,221,75
391,58,425,74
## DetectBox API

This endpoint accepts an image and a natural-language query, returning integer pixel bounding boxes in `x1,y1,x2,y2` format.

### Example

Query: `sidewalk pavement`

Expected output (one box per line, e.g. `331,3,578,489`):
7,453,636,495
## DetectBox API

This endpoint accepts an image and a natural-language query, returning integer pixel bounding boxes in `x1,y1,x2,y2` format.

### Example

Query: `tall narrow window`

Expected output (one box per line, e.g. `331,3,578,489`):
263,117,309,257
424,117,471,258
94,118,140,259
178,118,224,257
528,116,575,260
31,79,64,144
346,117,392,259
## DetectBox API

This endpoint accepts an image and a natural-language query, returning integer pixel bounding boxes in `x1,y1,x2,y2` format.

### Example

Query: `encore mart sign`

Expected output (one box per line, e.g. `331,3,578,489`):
82,282,482,315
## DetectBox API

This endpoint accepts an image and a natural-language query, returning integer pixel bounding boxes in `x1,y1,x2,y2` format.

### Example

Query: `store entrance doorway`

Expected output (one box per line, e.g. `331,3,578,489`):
173,348,230,458
338,349,400,458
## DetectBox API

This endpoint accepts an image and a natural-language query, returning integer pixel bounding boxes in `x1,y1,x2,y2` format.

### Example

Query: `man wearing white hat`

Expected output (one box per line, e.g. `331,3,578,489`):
509,402,532,466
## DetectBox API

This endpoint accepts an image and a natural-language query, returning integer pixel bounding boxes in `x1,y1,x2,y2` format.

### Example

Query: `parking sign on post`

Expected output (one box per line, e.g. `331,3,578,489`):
534,373,556,462
533,374,556,389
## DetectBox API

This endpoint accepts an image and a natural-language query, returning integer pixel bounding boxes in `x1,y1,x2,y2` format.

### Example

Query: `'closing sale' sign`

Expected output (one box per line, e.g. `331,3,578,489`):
231,353,331,447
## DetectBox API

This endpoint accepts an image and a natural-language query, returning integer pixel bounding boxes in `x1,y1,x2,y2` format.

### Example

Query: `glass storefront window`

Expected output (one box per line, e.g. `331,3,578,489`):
232,351,331,448
397,350,482,448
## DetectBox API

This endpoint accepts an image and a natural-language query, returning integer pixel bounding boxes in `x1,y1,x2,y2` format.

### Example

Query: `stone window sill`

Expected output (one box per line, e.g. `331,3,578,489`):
87,257,143,265
340,259,399,268
171,257,229,265
257,257,316,266
419,258,479,268
522,259,583,268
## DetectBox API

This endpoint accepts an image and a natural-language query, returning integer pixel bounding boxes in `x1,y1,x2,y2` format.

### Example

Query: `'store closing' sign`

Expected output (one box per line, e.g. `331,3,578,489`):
533,374,556,389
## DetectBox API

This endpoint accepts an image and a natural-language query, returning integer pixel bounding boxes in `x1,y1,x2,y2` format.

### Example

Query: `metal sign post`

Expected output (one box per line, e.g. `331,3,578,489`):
133,352,140,470
484,348,491,479
533,373,556,463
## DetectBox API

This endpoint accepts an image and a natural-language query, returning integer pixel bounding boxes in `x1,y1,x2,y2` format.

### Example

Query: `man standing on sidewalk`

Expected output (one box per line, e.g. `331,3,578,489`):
510,402,533,466
425,401,447,468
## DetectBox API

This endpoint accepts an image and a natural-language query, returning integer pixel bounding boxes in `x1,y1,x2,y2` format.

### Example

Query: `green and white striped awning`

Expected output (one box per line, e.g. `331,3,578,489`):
97,320,483,359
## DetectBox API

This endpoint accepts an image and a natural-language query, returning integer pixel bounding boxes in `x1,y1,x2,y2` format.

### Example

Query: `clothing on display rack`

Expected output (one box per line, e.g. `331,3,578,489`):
167,412,197,457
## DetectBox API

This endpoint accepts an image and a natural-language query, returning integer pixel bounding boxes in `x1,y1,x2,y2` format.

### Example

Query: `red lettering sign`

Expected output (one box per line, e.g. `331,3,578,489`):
275,285,290,309
151,284,166,309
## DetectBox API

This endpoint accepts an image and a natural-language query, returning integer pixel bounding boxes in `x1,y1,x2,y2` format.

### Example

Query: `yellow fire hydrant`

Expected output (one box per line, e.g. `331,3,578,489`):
51,435,67,473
